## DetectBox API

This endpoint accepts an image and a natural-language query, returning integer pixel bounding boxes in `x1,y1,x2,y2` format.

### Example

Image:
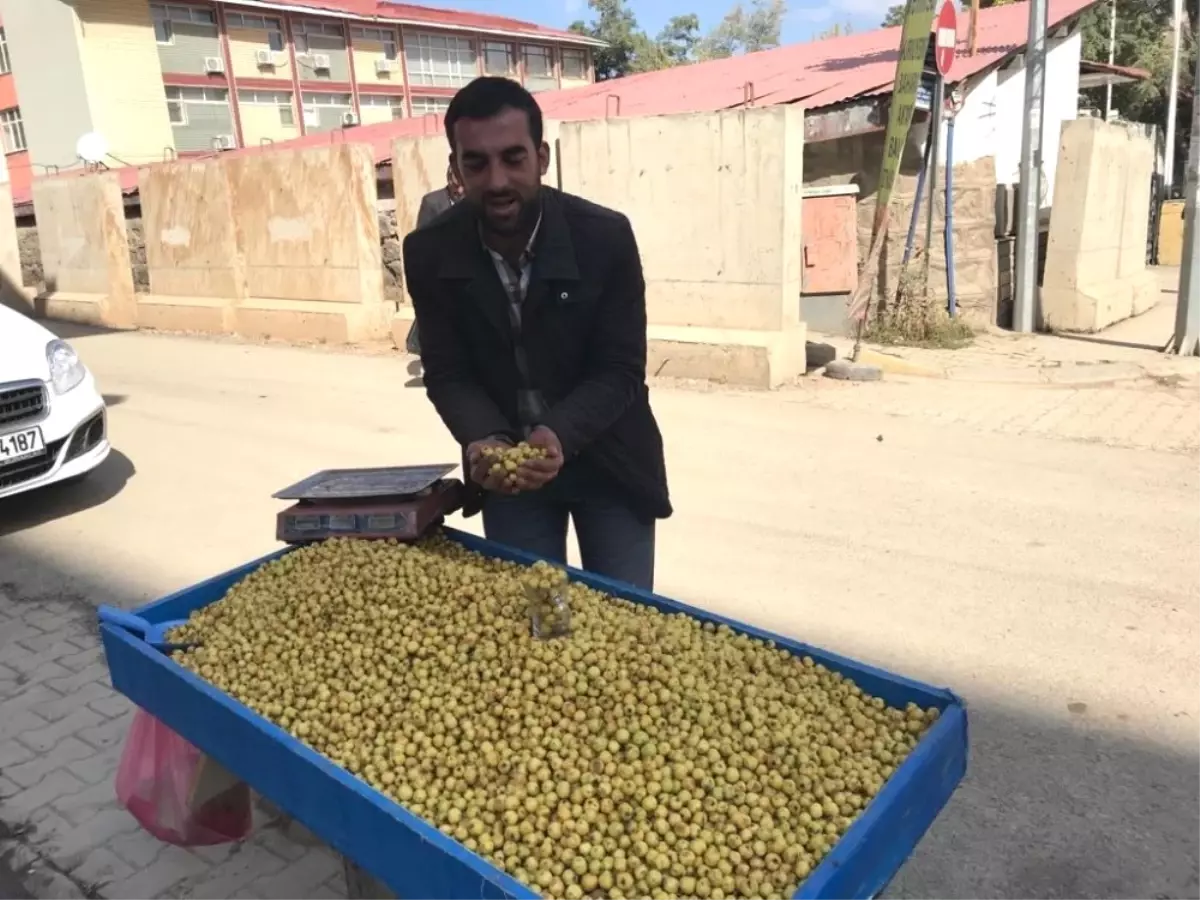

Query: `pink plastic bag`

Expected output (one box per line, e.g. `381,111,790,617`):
115,709,252,846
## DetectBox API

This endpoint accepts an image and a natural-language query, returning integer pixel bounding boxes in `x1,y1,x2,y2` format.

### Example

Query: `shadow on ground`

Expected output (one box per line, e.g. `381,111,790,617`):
405,358,424,389
0,547,1196,900
0,449,136,538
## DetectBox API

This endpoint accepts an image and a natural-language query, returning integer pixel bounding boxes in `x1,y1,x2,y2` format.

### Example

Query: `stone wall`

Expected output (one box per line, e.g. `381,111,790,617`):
126,218,149,293
804,126,1001,327
17,224,41,288
377,206,404,301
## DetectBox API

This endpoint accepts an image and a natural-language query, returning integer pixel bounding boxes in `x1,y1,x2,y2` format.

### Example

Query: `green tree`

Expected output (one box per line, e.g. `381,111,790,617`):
657,13,703,65
1078,0,1197,180
697,0,788,59
880,0,1014,28
815,21,855,38
569,0,647,79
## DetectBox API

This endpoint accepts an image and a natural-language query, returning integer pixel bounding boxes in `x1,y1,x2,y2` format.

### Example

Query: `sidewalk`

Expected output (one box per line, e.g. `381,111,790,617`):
0,592,347,900
813,268,1200,387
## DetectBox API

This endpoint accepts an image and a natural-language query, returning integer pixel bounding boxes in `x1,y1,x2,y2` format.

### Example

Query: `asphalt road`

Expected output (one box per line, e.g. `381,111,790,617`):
0,327,1197,898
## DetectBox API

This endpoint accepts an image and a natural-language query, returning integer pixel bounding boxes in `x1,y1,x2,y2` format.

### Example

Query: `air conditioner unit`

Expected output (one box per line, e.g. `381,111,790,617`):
203,56,225,73
254,48,275,66
213,134,236,150
341,111,359,126
374,58,398,74
311,53,331,70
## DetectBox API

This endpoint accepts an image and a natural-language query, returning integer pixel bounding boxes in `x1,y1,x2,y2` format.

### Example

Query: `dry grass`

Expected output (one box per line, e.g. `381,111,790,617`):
865,252,976,349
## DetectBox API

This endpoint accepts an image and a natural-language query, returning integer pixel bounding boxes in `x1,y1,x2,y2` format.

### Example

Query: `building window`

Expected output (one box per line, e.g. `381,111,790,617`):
359,93,406,119
292,18,344,54
0,29,10,76
406,32,476,87
165,85,228,126
150,3,216,44
482,41,514,76
522,45,553,78
410,96,451,116
238,89,295,126
301,91,352,127
225,12,285,52
351,25,398,60
561,48,587,79
0,108,25,154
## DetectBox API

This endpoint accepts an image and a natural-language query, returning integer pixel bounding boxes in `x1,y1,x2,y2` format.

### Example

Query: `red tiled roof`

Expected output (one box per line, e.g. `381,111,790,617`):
13,0,1099,206
257,0,600,43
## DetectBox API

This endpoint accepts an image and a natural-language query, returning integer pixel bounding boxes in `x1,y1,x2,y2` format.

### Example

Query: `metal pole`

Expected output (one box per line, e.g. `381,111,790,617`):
1012,0,1049,333
923,77,944,288
1163,0,1183,191
1104,0,1116,121
1171,43,1200,356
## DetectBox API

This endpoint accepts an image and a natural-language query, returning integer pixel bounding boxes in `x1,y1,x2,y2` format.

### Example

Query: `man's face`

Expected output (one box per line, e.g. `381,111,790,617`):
450,106,549,237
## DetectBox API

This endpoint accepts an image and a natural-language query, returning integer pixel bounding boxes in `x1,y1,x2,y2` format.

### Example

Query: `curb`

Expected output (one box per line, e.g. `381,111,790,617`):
856,349,946,379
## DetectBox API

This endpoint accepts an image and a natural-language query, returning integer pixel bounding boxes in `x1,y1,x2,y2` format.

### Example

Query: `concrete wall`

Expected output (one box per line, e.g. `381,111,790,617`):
1042,117,1158,332
556,108,806,387
31,172,136,328
136,159,241,332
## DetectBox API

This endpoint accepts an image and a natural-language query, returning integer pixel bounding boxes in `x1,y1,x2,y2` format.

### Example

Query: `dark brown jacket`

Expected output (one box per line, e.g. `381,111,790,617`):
402,187,671,520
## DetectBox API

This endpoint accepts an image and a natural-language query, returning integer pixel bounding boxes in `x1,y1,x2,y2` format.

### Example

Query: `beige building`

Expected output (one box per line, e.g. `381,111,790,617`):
0,0,599,175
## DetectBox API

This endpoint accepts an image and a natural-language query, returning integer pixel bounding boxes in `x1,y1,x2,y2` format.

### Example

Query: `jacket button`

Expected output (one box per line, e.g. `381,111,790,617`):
560,292,569,300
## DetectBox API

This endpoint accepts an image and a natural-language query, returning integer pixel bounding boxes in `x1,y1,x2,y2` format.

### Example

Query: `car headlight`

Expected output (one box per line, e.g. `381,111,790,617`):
46,339,86,395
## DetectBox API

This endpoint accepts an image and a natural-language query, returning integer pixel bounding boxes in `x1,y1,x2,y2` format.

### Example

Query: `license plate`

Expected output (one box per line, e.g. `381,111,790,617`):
0,427,45,463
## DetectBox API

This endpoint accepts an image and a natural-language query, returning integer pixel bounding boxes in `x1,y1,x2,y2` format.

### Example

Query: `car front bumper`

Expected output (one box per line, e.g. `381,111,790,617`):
0,373,111,501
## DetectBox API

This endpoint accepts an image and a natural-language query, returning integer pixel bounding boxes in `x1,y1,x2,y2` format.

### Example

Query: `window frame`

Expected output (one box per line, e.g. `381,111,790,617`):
358,93,405,118
405,32,477,88
410,95,451,116
166,84,228,126
237,88,296,126
164,87,187,125
150,3,216,43
561,48,587,79
226,12,285,51
0,28,10,76
482,40,514,76
303,92,353,107
0,107,26,154
352,25,398,60
521,43,554,79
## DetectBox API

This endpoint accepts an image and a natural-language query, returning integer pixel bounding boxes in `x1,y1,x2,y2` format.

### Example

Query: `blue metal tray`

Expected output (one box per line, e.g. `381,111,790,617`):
99,529,968,900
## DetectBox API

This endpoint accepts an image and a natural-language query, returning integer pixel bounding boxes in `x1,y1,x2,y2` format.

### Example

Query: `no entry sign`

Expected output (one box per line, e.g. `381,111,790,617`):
934,0,957,77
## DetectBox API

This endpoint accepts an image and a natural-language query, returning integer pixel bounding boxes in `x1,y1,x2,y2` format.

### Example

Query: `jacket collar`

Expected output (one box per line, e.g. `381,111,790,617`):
437,186,579,283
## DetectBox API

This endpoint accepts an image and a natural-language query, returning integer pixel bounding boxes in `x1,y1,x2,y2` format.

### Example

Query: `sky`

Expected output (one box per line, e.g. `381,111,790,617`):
422,0,895,47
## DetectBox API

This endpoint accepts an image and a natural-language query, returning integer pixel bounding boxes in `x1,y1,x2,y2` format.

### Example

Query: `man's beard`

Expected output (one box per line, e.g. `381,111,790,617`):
475,188,541,237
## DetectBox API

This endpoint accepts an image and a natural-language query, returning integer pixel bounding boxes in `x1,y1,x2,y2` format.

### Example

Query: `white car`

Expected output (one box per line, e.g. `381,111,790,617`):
0,304,110,500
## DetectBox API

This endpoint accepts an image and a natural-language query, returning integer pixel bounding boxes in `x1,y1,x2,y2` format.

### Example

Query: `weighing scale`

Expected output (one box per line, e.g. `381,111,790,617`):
273,464,464,544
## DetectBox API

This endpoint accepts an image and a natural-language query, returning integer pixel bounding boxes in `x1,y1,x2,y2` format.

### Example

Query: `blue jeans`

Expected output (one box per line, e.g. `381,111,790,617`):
482,490,656,591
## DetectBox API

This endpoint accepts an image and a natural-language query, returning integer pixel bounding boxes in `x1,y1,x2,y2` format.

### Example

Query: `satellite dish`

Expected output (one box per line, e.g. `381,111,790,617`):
76,131,109,164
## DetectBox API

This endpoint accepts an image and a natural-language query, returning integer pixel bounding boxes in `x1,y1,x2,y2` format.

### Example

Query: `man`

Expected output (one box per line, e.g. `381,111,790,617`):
402,77,670,590
416,165,464,229
406,168,464,355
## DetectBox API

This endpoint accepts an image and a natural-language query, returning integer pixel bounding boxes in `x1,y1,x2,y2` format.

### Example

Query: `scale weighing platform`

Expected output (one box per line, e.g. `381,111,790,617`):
273,464,464,544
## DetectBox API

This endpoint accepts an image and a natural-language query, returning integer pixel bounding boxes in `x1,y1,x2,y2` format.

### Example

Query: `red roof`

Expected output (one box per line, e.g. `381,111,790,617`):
263,0,597,43
14,0,1098,206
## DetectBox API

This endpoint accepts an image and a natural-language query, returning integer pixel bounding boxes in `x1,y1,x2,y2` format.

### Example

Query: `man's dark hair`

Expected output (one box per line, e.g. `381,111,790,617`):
444,77,544,149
